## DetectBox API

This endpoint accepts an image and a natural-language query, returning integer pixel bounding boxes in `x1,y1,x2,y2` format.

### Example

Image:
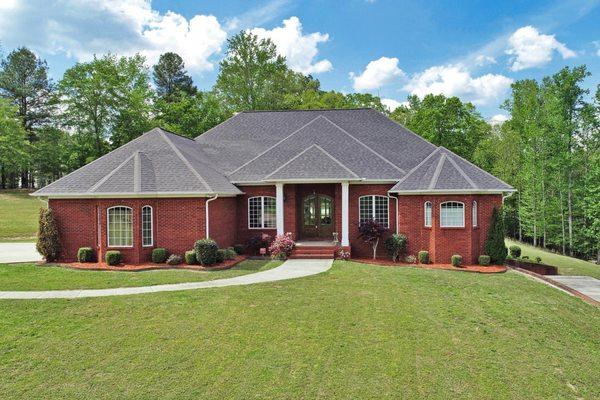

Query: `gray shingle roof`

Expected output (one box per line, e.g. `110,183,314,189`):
389,147,514,193
33,128,241,196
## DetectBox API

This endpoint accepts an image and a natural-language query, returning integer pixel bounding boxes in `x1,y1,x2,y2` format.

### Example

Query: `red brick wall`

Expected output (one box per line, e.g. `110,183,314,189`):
208,196,237,248
49,199,97,263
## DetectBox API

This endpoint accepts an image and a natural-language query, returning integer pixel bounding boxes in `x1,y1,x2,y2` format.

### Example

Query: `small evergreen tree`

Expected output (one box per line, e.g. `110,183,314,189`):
36,207,60,262
484,207,507,264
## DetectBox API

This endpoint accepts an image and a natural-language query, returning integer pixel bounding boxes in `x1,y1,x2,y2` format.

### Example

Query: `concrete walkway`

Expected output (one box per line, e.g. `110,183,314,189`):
0,258,333,300
0,242,42,263
547,275,600,302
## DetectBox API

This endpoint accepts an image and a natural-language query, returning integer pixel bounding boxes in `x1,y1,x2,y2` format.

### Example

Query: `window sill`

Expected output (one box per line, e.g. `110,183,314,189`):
440,226,465,230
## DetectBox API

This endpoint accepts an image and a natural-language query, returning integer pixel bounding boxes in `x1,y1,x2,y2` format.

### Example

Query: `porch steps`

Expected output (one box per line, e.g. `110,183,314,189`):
290,245,335,259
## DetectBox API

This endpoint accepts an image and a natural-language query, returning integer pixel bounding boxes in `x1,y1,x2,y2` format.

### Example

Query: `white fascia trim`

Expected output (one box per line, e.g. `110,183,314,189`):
261,178,363,184
388,189,517,195
234,179,396,185
34,192,239,199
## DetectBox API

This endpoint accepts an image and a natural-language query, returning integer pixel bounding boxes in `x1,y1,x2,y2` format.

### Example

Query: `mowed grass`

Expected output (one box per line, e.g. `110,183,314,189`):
0,259,282,290
1,261,598,399
0,190,45,242
506,238,600,279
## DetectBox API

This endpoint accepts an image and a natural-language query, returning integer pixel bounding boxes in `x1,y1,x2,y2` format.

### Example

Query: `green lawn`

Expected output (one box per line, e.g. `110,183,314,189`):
506,238,600,279
0,190,45,242
0,261,598,399
0,259,281,290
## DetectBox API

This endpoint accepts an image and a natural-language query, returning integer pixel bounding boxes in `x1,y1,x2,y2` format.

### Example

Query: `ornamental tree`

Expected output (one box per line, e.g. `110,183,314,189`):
358,219,388,259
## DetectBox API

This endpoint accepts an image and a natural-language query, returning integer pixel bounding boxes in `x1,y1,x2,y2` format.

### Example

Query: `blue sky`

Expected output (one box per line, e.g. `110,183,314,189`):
0,0,598,120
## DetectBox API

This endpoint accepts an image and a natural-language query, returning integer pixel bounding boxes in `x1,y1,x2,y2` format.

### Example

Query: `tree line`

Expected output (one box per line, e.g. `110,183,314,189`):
0,31,598,261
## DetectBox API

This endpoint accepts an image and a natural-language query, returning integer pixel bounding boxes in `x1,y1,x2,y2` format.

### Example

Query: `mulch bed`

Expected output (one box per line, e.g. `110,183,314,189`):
351,258,507,274
44,256,247,272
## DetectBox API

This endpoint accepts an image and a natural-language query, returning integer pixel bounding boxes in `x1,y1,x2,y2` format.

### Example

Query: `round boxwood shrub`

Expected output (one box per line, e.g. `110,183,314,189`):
451,254,463,267
194,238,218,266
166,254,182,265
509,245,521,258
233,244,246,255
184,250,197,265
224,248,237,260
152,248,168,263
77,247,94,263
418,250,429,264
105,250,122,266
478,255,491,266
216,249,226,263
384,233,408,262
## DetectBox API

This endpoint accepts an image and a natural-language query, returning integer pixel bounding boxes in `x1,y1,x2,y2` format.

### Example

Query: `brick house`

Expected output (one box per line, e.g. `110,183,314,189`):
32,109,514,263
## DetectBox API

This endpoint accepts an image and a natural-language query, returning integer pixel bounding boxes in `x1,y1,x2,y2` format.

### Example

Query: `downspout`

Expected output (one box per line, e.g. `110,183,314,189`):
387,193,399,234
502,191,515,205
205,194,219,238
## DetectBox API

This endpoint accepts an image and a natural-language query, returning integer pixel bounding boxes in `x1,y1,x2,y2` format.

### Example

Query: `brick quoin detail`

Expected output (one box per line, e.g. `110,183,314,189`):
49,187,501,264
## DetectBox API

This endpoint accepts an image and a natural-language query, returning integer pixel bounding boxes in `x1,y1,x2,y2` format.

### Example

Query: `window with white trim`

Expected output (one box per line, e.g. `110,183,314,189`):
472,201,478,227
248,196,276,229
107,206,133,247
440,202,465,228
142,206,153,246
359,195,389,227
424,201,432,227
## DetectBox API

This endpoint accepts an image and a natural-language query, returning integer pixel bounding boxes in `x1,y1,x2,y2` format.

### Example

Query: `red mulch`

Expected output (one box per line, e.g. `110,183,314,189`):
48,256,247,272
350,258,507,274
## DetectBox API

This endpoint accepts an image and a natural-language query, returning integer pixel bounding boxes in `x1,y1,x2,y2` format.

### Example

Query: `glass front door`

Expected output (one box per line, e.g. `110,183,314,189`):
301,194,334,239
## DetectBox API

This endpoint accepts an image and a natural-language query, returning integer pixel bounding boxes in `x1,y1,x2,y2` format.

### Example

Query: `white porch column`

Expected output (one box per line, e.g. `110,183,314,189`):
341,181,349,246
276,183,284,235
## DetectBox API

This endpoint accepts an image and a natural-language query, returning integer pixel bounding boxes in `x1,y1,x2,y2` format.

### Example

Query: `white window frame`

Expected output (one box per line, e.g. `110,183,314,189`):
358,195,389,228
424,201,432,227
472,201,478,228
141,205,153,247
248,196,277,229
107,206,133,248
440,201,465,228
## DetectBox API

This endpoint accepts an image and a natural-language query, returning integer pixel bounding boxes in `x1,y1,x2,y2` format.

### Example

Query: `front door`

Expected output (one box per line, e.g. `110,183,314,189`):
301,194,334,239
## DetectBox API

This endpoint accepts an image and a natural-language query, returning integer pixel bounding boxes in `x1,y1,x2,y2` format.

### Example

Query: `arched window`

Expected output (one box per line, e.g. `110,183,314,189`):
107,206,133,247
248,196,276,229
440,202,465,227
424,201,432,227
141,206,153,246
359,195,389,227
472,201,478,227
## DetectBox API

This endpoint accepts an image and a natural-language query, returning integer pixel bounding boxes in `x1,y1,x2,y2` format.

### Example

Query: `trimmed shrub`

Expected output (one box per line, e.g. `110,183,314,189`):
166,254,183,265
152,248,168,263
418,250,429,264
184,250,197,265
105,250,122,266
77,247,94,263
194,238,218,266
535,256,542,263
484,207,507,264
509,245,521,258
224,248,237,260
216,249,226,263
478,255,491,266
36,207,60,262
451,254,463,267
233,244,246,255
384,233,408,262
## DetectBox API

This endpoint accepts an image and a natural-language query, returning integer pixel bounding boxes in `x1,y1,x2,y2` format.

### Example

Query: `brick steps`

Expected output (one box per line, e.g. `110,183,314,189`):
290,244,335,259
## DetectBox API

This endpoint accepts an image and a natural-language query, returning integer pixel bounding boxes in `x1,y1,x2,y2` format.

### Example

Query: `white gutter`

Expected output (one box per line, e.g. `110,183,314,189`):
205,194,219,238
387,193,399,234
502,190,516,204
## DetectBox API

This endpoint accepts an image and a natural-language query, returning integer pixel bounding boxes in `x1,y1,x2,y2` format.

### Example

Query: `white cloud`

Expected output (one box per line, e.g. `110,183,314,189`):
490,114,509,125
250,17,332,74
506,26,576,71
225,0,291,32
403,64,513,106
381,98,407,112
350,57,405,91
0,0,227,72
474,55,496,66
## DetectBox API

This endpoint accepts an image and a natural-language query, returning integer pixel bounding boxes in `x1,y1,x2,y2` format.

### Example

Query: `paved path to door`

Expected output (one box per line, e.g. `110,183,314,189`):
547,275,600,302
0,243,42,264
0,259,333,300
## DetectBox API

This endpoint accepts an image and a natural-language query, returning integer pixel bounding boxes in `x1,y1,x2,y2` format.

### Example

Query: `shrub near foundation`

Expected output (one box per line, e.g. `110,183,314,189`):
195,239,218,266
105,251,122,266
152,248,168,263
184,250,197,265
451,254,463,267
77,247,94,263
418,251,429,264
478,255,491,266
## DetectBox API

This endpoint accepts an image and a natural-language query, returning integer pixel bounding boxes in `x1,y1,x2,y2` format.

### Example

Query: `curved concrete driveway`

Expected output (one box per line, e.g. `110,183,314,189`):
0,243,42,263
0,259,333,300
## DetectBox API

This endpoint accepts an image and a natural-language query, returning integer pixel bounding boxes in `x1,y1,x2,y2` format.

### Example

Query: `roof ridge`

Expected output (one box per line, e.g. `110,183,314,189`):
160,130,213,192
226,115,326,176
263,144,360,180
440,146,512,189
428,153,446,190
133,151,141,193
320,115,406,174
240,107,373,113
444,151,477,189
88,152,136,193
392,147,442,186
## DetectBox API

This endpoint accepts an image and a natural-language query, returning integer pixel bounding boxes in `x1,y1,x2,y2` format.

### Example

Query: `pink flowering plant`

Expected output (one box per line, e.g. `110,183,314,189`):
337,248,350,261
268,232,295,259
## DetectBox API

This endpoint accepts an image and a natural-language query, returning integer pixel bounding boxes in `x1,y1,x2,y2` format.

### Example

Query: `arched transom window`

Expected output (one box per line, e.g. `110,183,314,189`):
141,205,153,247
472,201,478,227
424,201,432,227
107,206,133,247
440,202,465,228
